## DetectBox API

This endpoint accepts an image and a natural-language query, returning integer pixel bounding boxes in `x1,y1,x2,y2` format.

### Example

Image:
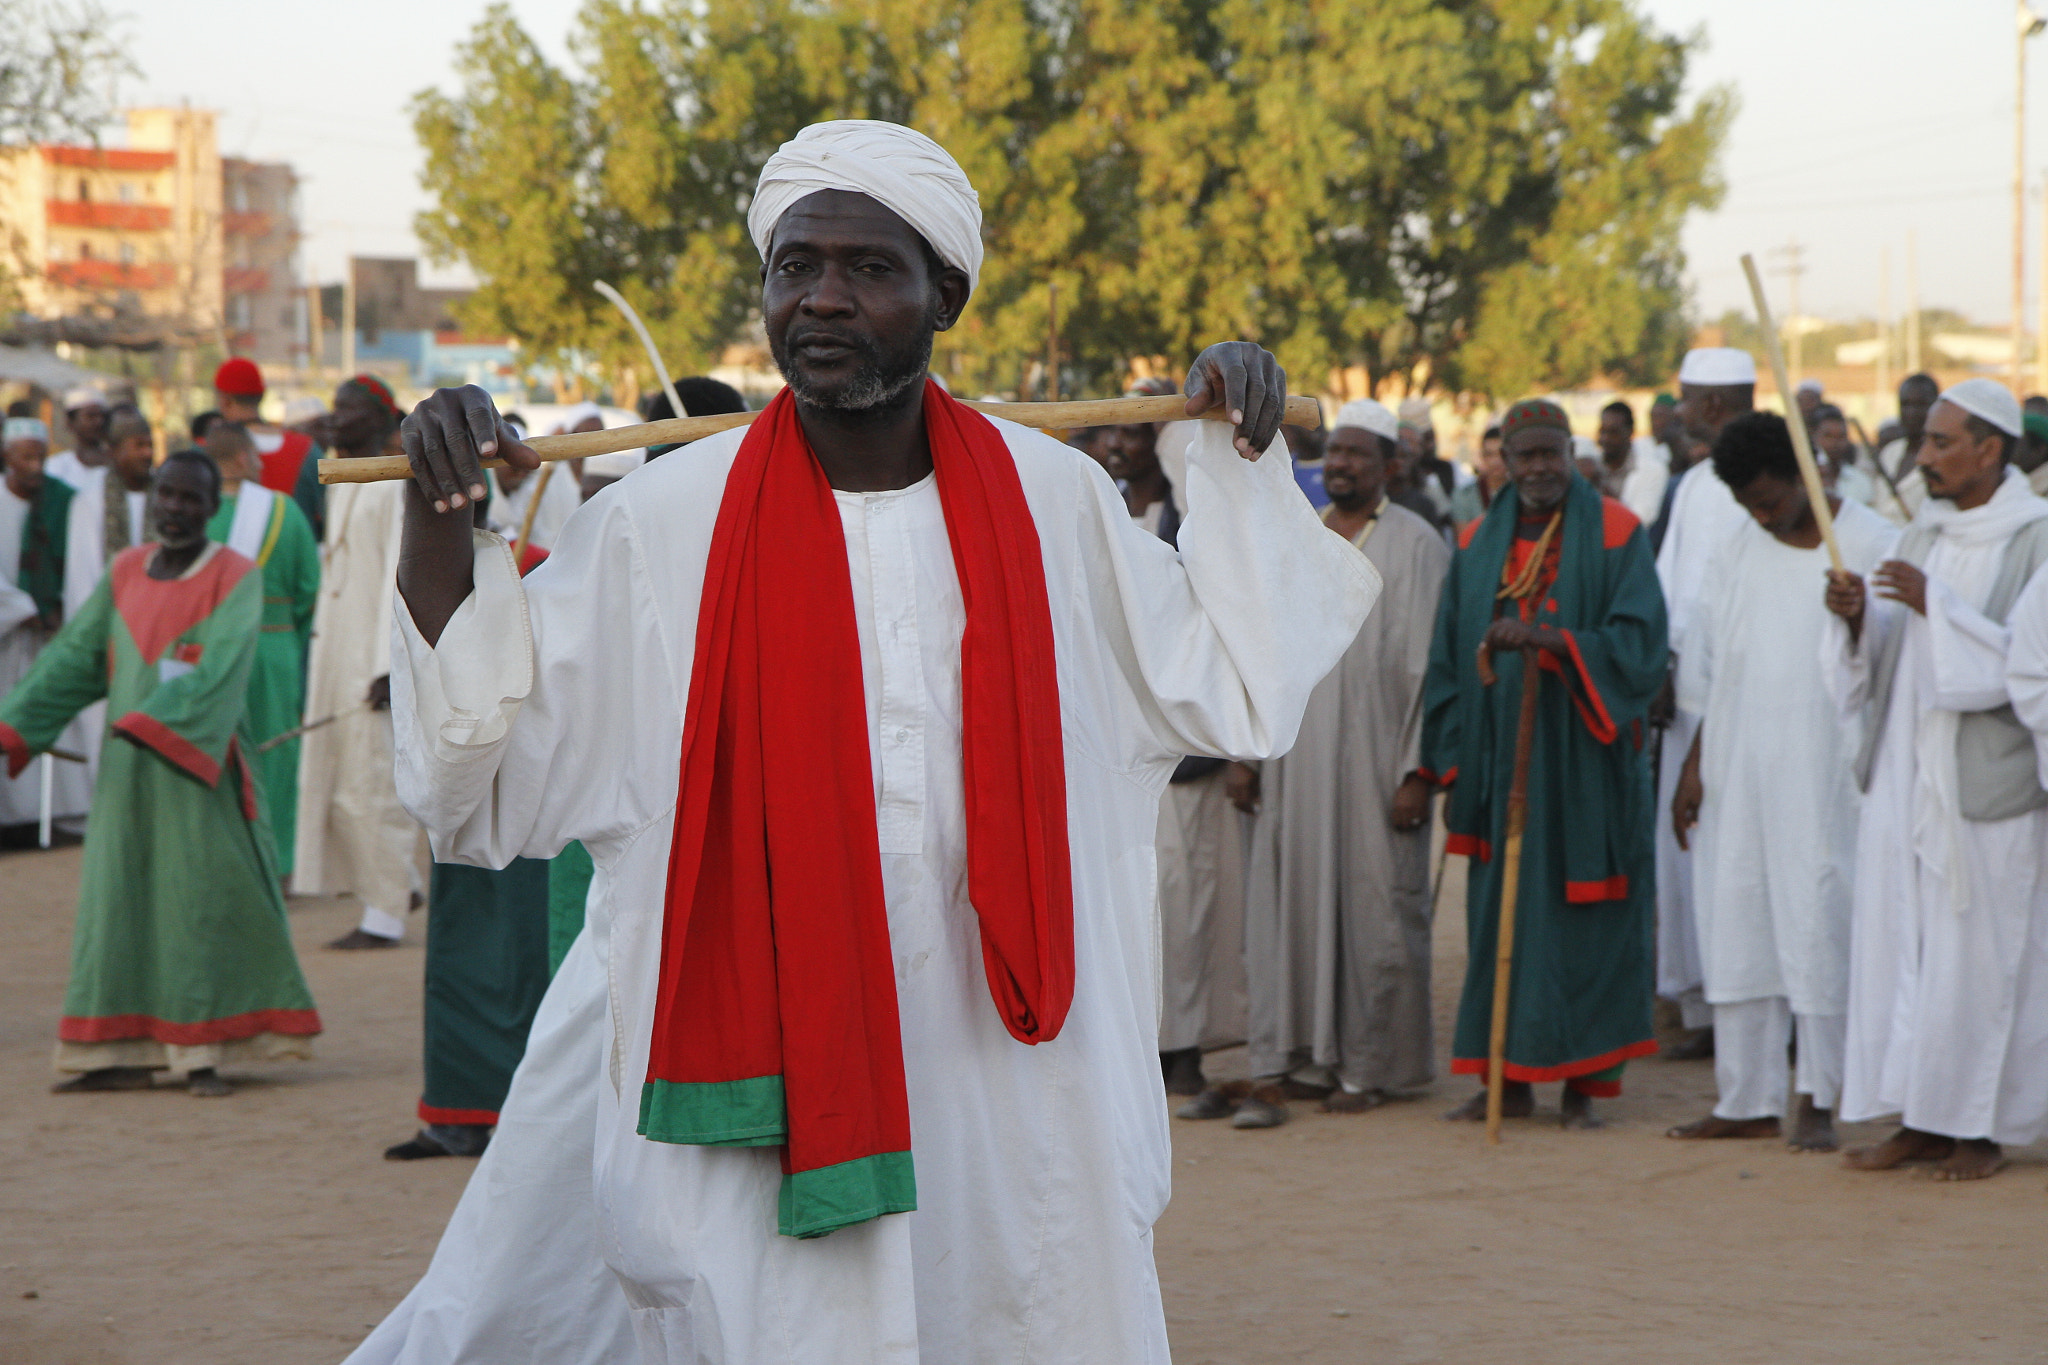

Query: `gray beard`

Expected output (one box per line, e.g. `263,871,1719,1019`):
777,329,933,413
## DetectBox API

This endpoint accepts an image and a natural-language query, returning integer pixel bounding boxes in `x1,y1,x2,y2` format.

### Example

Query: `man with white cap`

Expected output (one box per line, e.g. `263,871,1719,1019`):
346,120,1377,1363
0,416,89,826
1822,377,2048,1181
1191,396,1448,1128
1651,346,1759,1057
42,386,110,490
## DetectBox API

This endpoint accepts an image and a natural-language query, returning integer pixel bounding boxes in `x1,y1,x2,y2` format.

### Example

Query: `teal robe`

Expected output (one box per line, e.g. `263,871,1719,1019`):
420,859,552,1124
1421,474,1667,1092
0,543,320,1060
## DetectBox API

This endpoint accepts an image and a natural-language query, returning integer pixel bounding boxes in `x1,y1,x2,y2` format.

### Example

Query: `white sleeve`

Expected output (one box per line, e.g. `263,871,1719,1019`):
1673,540,1722,716
1924,576,2016,712
2007,565,2048,787
1820,595,1899,721
0,581,37,635
1068,419,1381,767
389,493,682,867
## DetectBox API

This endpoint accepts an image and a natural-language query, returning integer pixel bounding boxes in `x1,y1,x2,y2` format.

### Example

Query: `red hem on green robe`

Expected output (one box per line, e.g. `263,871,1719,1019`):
0,719,28,778
59,1006,322,1045
418,1099,500,1126
1450,1037,1658,1084
112,711,220,785
1566,874,1630,903
1445,832,1492,861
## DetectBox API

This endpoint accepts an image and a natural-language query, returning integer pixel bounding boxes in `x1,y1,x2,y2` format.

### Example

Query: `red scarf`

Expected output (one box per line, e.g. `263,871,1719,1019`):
640,382,1073,1239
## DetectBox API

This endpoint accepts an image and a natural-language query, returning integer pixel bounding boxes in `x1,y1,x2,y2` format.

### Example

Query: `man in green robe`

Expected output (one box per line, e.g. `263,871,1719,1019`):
202,421,319,877
0,450,321,1097
1,416,79,828
1423,399,1667,1130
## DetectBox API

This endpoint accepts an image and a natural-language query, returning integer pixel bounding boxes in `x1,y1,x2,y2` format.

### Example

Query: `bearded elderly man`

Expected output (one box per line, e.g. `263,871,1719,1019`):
1425,399,1667,1131
347,121,1378,1365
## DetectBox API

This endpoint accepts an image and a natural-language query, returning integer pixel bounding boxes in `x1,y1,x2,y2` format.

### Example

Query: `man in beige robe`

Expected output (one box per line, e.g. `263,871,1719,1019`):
1185,398,1447,1127
295,378,418,947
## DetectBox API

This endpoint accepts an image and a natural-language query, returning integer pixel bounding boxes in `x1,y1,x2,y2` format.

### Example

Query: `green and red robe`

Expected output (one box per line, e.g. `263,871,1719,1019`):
0,543,320,1070
1421,474,1667,1094
419,859,552,1126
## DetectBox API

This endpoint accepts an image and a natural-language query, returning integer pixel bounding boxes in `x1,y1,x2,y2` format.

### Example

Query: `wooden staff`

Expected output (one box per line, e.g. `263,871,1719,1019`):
1476,638,1542,1145
256,711,343,754
318,394,1325,485
511,462,557,565
1740,253,1845,573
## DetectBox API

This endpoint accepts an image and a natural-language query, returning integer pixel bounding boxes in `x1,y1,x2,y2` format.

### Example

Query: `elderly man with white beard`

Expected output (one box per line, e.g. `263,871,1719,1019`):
344,120,1378,1365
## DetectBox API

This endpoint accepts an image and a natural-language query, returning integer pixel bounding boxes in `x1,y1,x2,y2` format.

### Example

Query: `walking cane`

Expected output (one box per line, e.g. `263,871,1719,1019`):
1477,637,1543,1145
511,462,556,565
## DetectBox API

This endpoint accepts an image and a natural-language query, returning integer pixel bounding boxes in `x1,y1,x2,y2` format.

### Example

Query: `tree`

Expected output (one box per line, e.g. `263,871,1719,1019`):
0,0,138,146
414,0,1727,402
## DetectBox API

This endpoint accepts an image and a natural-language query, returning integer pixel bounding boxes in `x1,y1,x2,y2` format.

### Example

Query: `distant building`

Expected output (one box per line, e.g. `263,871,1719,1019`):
222,157,303,362
348,256,517,394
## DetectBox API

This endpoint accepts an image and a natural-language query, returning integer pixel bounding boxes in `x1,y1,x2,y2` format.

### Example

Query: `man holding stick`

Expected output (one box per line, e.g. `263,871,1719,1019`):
347,120,1376,1362
1424,399,1666,1130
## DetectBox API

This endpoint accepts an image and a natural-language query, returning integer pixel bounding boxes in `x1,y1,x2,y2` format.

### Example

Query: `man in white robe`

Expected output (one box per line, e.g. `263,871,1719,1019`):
486,407,587,554
1869,372,1939,525
1823,378,2048,1182
295,378,419,948
42,385,109,491
351,121,1377,1365
1652,347,1758,1052
0,418,90,825
1666,411,1897,1152
1195,399,1446,1129
1593,399,1668,525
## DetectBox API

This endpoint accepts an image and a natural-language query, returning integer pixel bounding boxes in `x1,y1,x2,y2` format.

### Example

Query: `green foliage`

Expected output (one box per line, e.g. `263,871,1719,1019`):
413,0,1726,399
0,0,138,147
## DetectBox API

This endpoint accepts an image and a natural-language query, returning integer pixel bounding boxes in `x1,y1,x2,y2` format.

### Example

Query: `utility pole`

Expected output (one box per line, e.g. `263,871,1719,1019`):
1906,229,1922,374
2016,2,2045,395
1877,244,1892,407
1769,238,1807,395
1046,281,1059,404
2038,175,2048,394
342,258,356,378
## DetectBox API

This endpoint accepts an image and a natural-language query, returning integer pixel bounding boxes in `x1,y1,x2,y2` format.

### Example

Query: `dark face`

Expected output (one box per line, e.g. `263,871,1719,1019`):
1070,428,1115,472
572,414,602,433
330,383,392,453
1918,400,2005,503
204,432,261,483
1815,417,1851,462
1677,383,1719,444
1596,410,1632,461
3,438,46,497
216,393,261,423
1730,470,1811,538
762,190,967,414
1796,389,1821,416
1106,422,1160,484
1504,427,1572,513
67,403,108,446
112,434,155,488
151,460,218,549
1477,434,1506,488
1322,427,1387,509
1898,380,1938,442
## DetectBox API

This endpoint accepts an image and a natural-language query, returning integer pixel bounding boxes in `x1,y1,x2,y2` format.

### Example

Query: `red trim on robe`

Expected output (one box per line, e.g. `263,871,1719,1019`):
59,1006,322,1044
113,711,221,786
258,430,313,495
1566,1076,1623,1098
110,544,255,664
1450,1038,1659,1084
229,738,258,821
1600,495,1640,549
418,1100,500,1126
517,543,550,576
1445,832,1492,861
0,720,29,779
1566,875,1630,904
1458,517,1484,549
1553,629,1619,745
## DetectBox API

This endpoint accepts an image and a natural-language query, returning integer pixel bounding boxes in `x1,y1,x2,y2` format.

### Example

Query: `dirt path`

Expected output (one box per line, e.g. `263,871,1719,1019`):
1,839,2043,1364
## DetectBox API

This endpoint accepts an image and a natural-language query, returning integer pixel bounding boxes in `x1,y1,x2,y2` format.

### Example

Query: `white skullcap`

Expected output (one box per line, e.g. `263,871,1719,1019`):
63,385,106,410
583,450,643,479
1397,396,1433,430
1333,398,1399,443
748,120,984,294
1937,377,2023,438
4,416,48,443
1678,348,1757,386
553,401,603,435
1795,378,1823,397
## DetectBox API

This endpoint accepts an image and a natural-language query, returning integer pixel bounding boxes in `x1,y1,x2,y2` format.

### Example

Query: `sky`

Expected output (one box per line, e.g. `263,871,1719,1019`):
114,0,2048,329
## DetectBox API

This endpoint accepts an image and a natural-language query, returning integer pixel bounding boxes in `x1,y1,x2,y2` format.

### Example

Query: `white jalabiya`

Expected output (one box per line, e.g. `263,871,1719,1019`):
222,481,278,560
487,464,580,551
362,417,1378,1364
42,448,92,490
293,479,416,938
1652,459,1751,1021
1822,469,2048,1144
1677,500,1896,1119
1870,439,1925,525
0,484,90,823
2011,565,2048,786
1616,435,1669,526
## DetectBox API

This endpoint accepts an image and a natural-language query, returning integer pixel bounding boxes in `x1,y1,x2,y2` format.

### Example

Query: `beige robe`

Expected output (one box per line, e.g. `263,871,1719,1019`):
293,479,414,921
1155,765,1247,1051
1243,501,1448,1090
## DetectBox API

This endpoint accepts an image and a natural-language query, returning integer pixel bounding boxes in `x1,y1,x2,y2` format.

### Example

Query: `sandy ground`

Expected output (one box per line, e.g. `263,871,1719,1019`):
2,835,2045,1365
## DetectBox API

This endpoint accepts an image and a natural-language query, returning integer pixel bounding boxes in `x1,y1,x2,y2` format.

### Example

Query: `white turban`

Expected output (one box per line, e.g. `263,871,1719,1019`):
1397,396,1433,431
584,450,644,479
63,385,106,411
1333,398,1398,443
553,401,603,435
4,416,48,444
748,120,984,293
1678,348,1757,386
1937,378,2023,438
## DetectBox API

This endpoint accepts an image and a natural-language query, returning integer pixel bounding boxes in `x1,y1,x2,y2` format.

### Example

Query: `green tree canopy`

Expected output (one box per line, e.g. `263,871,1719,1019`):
414,0,1728,401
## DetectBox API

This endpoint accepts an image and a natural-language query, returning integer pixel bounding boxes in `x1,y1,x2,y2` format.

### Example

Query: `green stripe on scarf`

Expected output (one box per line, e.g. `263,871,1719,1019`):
638,1075,787,1146
779,1152,917,1240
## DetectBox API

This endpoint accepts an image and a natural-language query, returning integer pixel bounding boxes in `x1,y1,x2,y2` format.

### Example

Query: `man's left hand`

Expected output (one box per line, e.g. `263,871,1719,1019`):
1482,617,1567,656
366,674,392,711
1389,773,1434,832
1185,342,1287,460
1873,559,1927,616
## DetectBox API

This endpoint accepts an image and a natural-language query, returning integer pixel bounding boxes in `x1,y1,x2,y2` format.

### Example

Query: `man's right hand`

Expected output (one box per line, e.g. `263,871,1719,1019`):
401,385,539,514
1824,569,1866,645
1224,762,1261,813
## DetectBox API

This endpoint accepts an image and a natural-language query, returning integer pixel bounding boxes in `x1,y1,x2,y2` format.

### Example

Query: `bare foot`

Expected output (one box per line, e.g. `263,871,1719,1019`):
1930,1139,2004,1182
1665,1114,1780,1140
1320,1088,1388,1114
1787,1097,1837,1153
51,1067,156,1093
1842,1126,1954,1171
187,1068,232,1098
1444,1081,1533,1122
1560,1088,1604,1130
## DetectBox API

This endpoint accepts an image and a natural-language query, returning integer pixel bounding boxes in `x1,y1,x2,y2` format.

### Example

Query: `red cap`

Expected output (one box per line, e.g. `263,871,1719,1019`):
214,357,264,398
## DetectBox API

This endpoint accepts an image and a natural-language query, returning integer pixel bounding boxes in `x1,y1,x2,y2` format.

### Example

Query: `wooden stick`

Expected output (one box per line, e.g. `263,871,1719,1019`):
1481,640,1543,1146
1740,253,1845,573
318,394,1325,485
511,462,557,565
256,712,343,754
